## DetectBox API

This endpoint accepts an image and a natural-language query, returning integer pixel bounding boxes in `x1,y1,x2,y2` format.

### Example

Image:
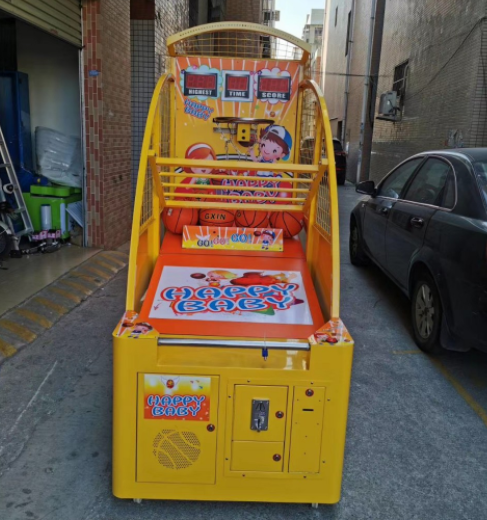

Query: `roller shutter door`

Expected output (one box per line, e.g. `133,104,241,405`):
0,0,81,46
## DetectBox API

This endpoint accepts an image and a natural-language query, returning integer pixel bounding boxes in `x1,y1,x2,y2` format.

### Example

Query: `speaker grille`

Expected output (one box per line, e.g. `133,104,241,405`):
153,429,201,470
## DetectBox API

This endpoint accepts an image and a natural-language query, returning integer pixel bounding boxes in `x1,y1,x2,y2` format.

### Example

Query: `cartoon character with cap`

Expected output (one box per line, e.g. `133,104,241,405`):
250,125,293,165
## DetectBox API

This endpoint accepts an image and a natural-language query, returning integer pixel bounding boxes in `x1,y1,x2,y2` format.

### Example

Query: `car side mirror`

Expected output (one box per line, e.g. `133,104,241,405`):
356,180,376,196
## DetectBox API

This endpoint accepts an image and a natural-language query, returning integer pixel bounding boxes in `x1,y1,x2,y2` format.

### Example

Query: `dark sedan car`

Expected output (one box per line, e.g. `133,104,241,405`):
350,149,487,353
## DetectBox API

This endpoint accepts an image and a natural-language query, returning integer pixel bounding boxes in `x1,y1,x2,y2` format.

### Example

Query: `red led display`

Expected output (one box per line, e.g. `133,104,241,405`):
259,77,290,93
185,73,217,90
227,75,249,91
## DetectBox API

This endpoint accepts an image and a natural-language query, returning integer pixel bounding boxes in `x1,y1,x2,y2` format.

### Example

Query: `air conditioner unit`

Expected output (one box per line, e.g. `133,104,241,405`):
377,91,400,121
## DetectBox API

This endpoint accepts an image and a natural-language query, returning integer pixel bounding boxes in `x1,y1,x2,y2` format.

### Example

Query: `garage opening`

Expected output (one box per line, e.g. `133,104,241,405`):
0,9,95,315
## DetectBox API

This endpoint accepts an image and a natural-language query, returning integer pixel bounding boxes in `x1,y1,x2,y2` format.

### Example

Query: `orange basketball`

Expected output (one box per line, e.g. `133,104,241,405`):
199,208,235,227
235,210,269,228
162,207,199,234
270,211,304,238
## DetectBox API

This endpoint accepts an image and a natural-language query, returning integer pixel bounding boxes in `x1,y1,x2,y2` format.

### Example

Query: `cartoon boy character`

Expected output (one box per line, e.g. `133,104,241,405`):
250,125,293,166
130,322,153,337
260,230,275,250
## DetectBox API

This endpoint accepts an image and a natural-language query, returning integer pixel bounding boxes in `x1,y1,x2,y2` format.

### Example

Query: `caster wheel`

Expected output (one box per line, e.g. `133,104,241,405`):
311,503,319,509
133,498,142,504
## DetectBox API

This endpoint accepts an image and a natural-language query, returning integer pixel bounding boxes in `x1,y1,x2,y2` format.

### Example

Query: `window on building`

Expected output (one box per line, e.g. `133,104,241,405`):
315,27,323,38
189,0,199,27
393,60,409,99
345,10,351,56
335,7,338,27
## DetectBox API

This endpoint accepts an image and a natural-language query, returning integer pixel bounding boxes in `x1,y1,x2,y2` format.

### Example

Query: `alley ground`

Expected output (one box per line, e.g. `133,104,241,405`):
1,186,487,520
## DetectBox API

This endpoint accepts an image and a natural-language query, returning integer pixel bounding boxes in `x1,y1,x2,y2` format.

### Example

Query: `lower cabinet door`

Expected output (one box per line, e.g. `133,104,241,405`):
289,386,325,473
136,373,219,484
231,441,284,472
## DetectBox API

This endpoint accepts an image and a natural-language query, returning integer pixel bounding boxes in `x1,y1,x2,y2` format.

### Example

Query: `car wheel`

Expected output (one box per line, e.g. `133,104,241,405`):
349,219,369,266
411,273,442,354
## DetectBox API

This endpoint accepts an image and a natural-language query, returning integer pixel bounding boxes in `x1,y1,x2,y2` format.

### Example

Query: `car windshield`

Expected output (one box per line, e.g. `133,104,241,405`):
474,161,487,210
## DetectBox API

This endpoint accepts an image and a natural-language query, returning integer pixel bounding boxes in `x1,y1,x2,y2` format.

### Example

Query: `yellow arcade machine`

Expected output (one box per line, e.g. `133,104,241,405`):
113,22,354,506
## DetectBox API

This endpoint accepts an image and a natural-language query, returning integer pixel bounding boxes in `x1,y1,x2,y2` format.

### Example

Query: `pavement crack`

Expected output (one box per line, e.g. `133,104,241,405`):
8,361,58,437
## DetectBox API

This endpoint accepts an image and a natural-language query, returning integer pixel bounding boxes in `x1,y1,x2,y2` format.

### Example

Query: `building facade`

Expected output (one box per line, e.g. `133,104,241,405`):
0,0,271,250
262,0,279,29
302,9,324,85
323,0,487,183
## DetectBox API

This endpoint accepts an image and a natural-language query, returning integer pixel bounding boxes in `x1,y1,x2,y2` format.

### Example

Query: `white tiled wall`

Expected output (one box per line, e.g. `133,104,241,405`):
131,19,156,197
130,1,189,199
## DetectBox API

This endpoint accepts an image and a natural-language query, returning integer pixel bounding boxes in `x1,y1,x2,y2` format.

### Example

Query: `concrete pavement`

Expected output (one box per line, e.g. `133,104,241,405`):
0,251,128,363
1,185,487,520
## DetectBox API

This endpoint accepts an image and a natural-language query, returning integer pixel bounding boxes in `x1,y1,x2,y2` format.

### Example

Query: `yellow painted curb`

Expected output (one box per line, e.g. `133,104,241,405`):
47,287,82,303
82,265,111,280
72,273,103,285
0,320,37,342
33,297,69,316
92,258,119,273
0,338,17,358
58,280,93,296
99,253,126,268
107,251,129,260
14,309,53,329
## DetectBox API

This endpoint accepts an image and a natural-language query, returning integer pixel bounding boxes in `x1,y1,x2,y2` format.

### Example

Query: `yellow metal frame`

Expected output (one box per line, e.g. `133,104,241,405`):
116,23,351,507
167,21,311,64
126,78,340,319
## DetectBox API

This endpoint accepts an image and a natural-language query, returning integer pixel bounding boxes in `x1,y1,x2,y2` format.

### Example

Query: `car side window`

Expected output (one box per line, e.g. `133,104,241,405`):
377,158,424,199
404,158,451,206
441,172,456,209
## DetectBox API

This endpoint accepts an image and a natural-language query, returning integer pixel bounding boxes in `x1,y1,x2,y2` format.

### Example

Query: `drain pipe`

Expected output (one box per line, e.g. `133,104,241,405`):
341,0,356,148
356,0,377,184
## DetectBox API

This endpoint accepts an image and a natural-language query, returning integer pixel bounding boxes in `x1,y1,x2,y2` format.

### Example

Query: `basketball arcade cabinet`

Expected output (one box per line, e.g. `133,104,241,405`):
113,22,354,506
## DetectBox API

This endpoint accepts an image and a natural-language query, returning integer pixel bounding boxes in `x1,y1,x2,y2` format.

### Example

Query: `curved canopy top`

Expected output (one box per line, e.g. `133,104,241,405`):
167,21,311,63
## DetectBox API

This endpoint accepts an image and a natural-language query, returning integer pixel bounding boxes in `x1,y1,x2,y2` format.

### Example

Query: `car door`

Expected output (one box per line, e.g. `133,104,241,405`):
385,157,453,289
363,157,424,267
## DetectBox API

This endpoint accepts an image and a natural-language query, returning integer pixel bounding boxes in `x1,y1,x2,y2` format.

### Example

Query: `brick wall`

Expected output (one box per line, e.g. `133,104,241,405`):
154,0,189,75
225,0,262,23
82,0,132,249
323,0,487,184
370,0,486,182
